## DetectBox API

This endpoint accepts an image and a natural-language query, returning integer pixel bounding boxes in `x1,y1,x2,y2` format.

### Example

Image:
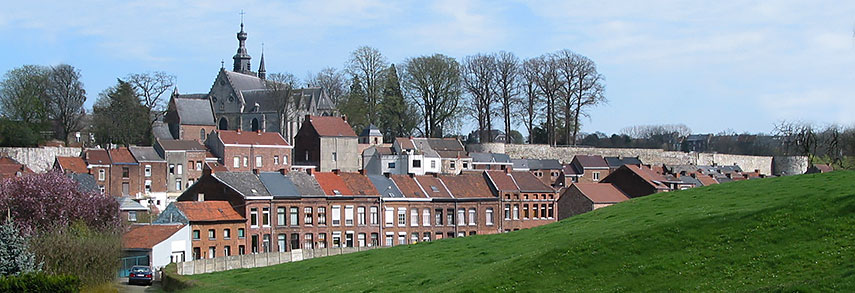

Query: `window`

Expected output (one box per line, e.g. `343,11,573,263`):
411,233,419,244
431,160,436,169
233,157,240,168
450,161,456,169
243,156,248,167
145,180,151,194
398,233,406,245
423,232,431,242
290,207,299,226
208,229,215,240
446,209,454,226
413,160,421,168
256,156,262,167
504,204,511,220
238,245,245,255
144,165,151,177
486,208,494,225
187,179,194,188
238,228,245,238
122,167,129,178
283,155,288,165
332,152,337,161
224,245,231,256
176,164,183,175
593,171,600,181
332,232,342,248
384,207,393,226
388,162,395,169
331,206,341,226
548,204,554,219
468,208,476,225
410,208,419,227
435,209,443,226
319,233,327,248
304,207,313,225
192,230,200,240
358,233,366,247
357,207,366,226
318,207,327,225
98,169,105,181
200,129,206,141
128,211,137,222
305,233,314,249
291,233,300,250
533,204,539,218
370,206,378,225
224,229,231,239
385,233,393,246
262,207,270,227
370,233,379,247
196,161,202,171
208,247,216,259
193,247,201,260
345,206,354,226
262,234,270,253
541,205,547,219
176,179,182,190
274,156,279,165
250,208,258,227
513,204,520,220
397,208,406,226
457,208,465,226
278,234,286,252
523,204,529,219
422,209,430,227
278,207,286,226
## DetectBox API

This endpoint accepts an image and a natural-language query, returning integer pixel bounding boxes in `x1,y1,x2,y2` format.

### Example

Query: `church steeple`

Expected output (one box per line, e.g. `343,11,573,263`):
232,17,252,74
258,44,266,80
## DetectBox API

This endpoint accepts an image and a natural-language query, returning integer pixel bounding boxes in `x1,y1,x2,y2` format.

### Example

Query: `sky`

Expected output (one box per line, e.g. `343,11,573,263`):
1,0,853,136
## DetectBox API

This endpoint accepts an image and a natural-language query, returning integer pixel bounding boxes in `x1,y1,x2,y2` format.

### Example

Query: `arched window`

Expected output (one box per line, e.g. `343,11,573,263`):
251,118,260,132
218,117,228,130
200,129,206,141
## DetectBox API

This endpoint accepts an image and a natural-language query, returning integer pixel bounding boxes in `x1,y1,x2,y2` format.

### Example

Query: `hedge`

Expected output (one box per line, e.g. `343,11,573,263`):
0,273,80,292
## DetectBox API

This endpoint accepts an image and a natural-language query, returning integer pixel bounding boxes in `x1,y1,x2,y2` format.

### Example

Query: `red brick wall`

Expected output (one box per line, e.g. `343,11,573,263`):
110,164,141,197
139,162,167,193
190,221,246,259
180,125,213,144
557,185,594,220
223,146,291,173
499,191,558,231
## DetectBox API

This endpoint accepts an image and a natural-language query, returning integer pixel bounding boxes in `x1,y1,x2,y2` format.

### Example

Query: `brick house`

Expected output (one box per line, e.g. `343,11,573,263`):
294,115,359,172
0,157,33,180
155,201,246,259
600,164,671,198
155,139,209,206
511,159,563,187
206,129,292,173
470,152,513,171
164,93,217,143
129,146,168,211
109,148,142,198
84,149,112,194
557,183,630,219
54,156,88,174
484,170,559,232
604,156,643,172
561,155,610,186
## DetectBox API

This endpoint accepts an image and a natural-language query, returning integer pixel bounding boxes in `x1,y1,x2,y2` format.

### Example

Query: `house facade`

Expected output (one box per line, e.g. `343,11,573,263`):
557,183,630,219
155,201,247,259
294,115,358,172
485,170,559,231
206,130,292,173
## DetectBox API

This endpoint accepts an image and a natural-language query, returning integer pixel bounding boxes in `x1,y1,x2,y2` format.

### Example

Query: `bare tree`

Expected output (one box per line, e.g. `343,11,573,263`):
494,51,521,143
401,54,462,138
125,72,175,144
519,58,542,144
461,53,496,143
45,64,86,143
345,46,388,124
531,54,563,146
555,50,606,145
266,73,298,142
306,67,346,106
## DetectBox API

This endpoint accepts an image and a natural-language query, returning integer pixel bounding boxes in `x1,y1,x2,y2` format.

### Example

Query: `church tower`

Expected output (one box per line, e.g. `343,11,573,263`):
258,50,266,80
233,21,252,74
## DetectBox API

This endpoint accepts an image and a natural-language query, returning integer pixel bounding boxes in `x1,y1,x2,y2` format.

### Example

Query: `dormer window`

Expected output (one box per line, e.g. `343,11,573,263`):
333,190,342,196
430,186,439,193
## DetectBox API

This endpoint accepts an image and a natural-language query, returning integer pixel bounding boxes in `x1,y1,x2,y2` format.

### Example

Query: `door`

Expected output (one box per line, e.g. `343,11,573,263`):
122,182,129,196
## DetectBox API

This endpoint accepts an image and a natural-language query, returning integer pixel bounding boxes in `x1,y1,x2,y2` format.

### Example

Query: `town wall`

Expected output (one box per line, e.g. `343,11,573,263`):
772,156,809,176
0,146,83,173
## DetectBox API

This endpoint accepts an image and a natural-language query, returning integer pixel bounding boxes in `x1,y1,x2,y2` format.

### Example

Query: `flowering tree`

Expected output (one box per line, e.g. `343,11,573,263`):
0,171,119,235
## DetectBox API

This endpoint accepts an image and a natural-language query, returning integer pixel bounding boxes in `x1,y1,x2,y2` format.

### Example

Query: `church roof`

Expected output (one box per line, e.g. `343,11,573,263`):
360,124,382,137
224,71,266,92
174,97,215,126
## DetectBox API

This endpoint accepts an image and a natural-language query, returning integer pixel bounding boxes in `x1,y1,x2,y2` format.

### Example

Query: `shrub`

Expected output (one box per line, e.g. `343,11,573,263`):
0,273,80,293
0,220,40,276
28,222,121,287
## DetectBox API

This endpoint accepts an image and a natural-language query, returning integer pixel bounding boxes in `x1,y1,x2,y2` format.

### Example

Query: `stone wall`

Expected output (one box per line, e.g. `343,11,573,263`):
467,143,809,176
176,246,378,275
0,147,83,173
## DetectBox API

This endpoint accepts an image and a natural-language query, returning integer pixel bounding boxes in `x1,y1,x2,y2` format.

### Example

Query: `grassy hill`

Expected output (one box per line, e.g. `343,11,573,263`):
179,171,855,292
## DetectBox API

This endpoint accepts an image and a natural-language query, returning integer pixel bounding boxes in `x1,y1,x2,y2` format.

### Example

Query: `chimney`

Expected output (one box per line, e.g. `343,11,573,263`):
305,114,312,121
306,168,315,175
279,168,287,175
341,114,347,122
504,168,511,174
236,128,241,134
252,169,259,175
333,169,340,175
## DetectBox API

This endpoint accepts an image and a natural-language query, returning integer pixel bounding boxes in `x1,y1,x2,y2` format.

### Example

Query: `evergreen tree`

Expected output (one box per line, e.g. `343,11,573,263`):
0,220,40,276
340,77,370,133
92,79,149,147
378,64,419,142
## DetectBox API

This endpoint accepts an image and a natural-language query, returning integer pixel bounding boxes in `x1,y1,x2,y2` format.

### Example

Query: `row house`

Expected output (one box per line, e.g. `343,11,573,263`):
84,149,112,194
557,183,630,219
511,159,563,187
561,155,610,186
206,129,292,173
600,164,671,198
154,139,211,208
155,201,246,259
294,115,359,172
484,170,560,231
604,156,643,172
108,148,141,198
470,152,513,171
420,138,470,175
129,146,168,210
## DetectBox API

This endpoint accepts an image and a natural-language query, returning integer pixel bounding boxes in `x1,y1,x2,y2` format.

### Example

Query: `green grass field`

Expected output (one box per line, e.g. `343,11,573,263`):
179,171,855,292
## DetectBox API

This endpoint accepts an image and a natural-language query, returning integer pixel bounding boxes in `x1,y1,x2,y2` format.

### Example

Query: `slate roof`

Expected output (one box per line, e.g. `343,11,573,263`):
359,124,382,137
486,171,518,191
174,201,244,222
439,173,494,198
69,173,98,193
563,164,583,176
117,197,148,211
85,149,111,165
571,183,630,203
313,172,353,196
425,138,467,159
109,148,137,164
339,172,379,196
510,171,554,192
217,130,290,146
306,116,357,137
368,175,404,198
513,159,562,170
257,172,300,198
296,87,335,111
123,224,185,250
174,97,215,125
604,156,643,168
414,175,452,198
212,172,270,197
411,138,439,157
573,155,609,169
56,156,88,174
157,139,207,151
224,71,266,92
675,175,702,186
152,120,174,141
470,152,512,164
129,146,165,162
389,174,427,198
289,172,325,196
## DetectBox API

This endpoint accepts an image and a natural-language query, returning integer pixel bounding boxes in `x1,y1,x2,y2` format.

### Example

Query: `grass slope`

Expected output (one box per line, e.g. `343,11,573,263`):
182,171,855,292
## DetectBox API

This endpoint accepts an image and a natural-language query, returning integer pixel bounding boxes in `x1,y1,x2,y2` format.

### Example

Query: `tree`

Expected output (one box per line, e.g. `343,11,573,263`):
461,53,496,143
519,58,542,144
266,72,298,142
125,72,175,144
0,65,50,125
307,67,346,106
0,220,40,276
45,64,86,143
91,80,149,147
531,54,563,146
494,51,521,144
341,77,370,133
378,64,418,141
401,54,463,138
345,46,388,124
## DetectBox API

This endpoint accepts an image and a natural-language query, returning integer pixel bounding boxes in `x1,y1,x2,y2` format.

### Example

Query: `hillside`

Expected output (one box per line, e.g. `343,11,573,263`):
179,171,855,292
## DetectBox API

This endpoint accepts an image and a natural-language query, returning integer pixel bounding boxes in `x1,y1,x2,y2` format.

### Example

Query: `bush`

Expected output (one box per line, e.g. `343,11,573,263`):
0,273,80,293
28,222,120,287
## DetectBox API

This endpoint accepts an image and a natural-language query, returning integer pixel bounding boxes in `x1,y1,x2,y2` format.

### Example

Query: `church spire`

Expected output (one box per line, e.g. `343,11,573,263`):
232,12,252,74
258,43,266,80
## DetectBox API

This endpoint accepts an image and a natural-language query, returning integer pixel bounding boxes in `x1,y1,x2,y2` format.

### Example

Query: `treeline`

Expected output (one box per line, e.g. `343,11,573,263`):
300,47,606,145
0,64,175,147
774,121,855,168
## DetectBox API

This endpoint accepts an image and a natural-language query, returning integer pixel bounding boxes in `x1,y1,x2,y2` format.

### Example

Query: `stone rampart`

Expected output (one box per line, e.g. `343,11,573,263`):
772,156,809,176
0,147,83,173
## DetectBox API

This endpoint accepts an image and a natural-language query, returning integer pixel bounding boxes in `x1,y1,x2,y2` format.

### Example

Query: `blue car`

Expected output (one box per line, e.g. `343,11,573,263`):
128,266,153,285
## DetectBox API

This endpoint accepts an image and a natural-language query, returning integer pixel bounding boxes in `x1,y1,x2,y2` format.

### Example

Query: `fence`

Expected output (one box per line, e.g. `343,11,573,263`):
176,246,379,275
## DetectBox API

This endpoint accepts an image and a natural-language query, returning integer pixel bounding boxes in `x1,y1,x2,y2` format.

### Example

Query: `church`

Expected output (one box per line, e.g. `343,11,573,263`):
164,21,337,144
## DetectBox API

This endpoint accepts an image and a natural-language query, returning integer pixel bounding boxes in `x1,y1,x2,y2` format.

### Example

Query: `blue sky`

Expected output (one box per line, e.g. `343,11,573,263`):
1,0,853,136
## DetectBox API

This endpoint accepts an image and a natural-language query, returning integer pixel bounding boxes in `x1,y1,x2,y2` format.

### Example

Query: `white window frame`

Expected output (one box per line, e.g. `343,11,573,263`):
144,165,151,177
486,208,494,226
410,208,418,227
332,205,341,226
397,208,406,227
345,206,354,226
468,208,476,226
256,156,263,168
384,207,393,226
233,157,240,168
422,209,430,227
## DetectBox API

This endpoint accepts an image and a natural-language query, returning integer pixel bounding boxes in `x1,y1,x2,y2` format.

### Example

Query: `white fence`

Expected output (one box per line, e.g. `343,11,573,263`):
176,246,379,275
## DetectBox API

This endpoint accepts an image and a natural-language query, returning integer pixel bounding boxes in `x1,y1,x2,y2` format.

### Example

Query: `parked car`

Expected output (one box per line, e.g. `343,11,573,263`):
128,265,153,285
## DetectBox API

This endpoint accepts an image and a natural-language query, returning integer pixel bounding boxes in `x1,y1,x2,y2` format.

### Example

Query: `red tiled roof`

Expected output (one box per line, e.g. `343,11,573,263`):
339,172,379,196
204,161,229,173
218,130,290,146
313,172,353,196
571,183,630,203
174,201,244,222
439,173,494,198
85,149,111,165
0,157,21,164
695,174,719,186
510,171,554,192
486,171,518,191
573,155,609,169
624,165,669,189
109,148,137,164
814,164,833,173
56,157,88,174
395,137,415,150
389,174,428,198
414,175,453,198
307,116,357,137
0,164,32,180
122,224,184,249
